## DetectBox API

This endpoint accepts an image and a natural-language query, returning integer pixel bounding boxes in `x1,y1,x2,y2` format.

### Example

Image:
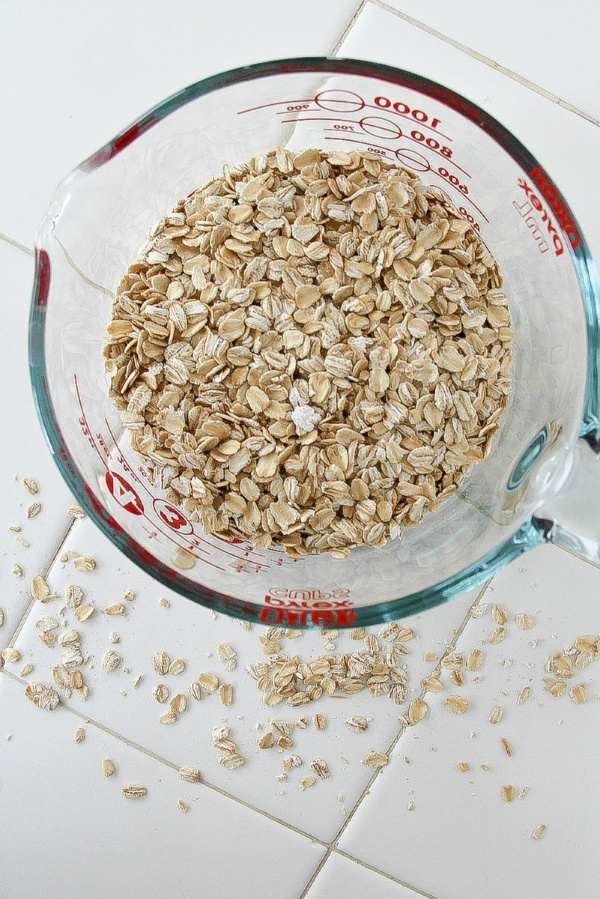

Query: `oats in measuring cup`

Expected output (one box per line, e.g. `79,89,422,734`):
104,148,513,557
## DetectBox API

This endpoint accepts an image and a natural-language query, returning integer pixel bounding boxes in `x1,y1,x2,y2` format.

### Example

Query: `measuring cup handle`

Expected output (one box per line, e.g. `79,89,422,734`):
534,435,600,567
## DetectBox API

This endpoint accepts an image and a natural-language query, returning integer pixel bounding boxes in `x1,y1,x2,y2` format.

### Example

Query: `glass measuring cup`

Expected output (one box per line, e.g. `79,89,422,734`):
29,57,600,628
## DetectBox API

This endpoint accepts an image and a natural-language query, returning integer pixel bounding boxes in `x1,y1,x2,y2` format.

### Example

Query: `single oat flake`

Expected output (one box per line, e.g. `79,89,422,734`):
102,759,116,778
179,766,202,783
361,750,389,768
25,682,59,710
531,824,546,841
122,784,147,799
444,695,468,715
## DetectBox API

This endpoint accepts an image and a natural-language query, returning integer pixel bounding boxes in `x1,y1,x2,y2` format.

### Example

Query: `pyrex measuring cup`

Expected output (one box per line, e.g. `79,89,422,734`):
30,58,600,628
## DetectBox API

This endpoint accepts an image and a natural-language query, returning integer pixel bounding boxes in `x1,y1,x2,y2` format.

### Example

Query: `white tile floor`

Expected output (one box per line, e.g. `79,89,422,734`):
2,2,600,897
378,0,600,123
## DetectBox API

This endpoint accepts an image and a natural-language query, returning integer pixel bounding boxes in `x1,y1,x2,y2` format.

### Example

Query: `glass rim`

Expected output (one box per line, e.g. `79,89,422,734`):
29,56,600,626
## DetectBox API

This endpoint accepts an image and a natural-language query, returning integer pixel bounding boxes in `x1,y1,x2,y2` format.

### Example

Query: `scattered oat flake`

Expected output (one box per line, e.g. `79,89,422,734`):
74,603,95,622
153,684,170,703
31,575,50,600
517,686,531,705
123,590,135,602
153,652,170,676
101,650,122,673
407,698,428,724
457,762,470,772
173,547,195,570
219,683,233,706
258,732,275,749
491,604,508,625
74,727,85,744
133,675,143,688
9,525,22,533
23,477,38,494
188,681,202,701
444,695,468,715
467,649,483,671
422,674,443,693
20,662,33,677
300,776,316,790
170,693,187,715
15,537,30,548
25,682,59,710
219,753,245,769
350,628,366,640
531,824,546,840
514,613,534,630
27,502,41,519
489,627,506,645
2,648,21,664
105,603,125,616
501,737,514,757
60,553,68,563
310,759,331,778
570,682,587,704
11,565,23,578
217,643,237,671
362,750,388,768
489,705,503,724
122,784,147,799
313,713,326,730
519,787,529,799
501,785,514,803
407,800,415,811
198,672,219,693
102,758,115,777
345,715,368,733
179,766,202,783
160,598,170,609
423,651,439,662
73,556,96,572
158,711,178,725
169,659,186,676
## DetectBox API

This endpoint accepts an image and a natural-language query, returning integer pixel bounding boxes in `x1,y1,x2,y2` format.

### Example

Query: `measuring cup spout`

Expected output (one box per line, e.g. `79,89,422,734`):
534,437,600,568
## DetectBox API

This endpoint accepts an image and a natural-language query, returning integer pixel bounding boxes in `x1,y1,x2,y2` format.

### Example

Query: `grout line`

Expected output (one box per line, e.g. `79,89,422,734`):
366,0,600,128
1,667,329,848
7,519,76,647
331,577,493,846
0,232,34,256
331,0,369,55
333,848,440,899
552,539,600,572
56,236,113,298
297,848,333,899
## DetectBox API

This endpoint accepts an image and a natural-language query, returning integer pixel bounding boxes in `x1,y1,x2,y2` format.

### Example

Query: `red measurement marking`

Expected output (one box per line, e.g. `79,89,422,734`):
74,375,108,471
153,499,194,535
315,89,365,112
237,98,313,115
103,414,269,567
105,471,144,515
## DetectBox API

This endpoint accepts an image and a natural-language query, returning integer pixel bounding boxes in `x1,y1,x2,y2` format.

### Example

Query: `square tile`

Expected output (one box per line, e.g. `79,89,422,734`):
0,673,324,899
0,0,357,248
0,242,74,641
338,544,600,898
340,3,600,267
11,514,477,843
306,851,425,898
379,0,600,122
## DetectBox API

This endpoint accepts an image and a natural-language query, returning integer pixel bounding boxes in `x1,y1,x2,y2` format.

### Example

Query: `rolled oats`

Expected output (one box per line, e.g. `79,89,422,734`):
105,149,512,557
